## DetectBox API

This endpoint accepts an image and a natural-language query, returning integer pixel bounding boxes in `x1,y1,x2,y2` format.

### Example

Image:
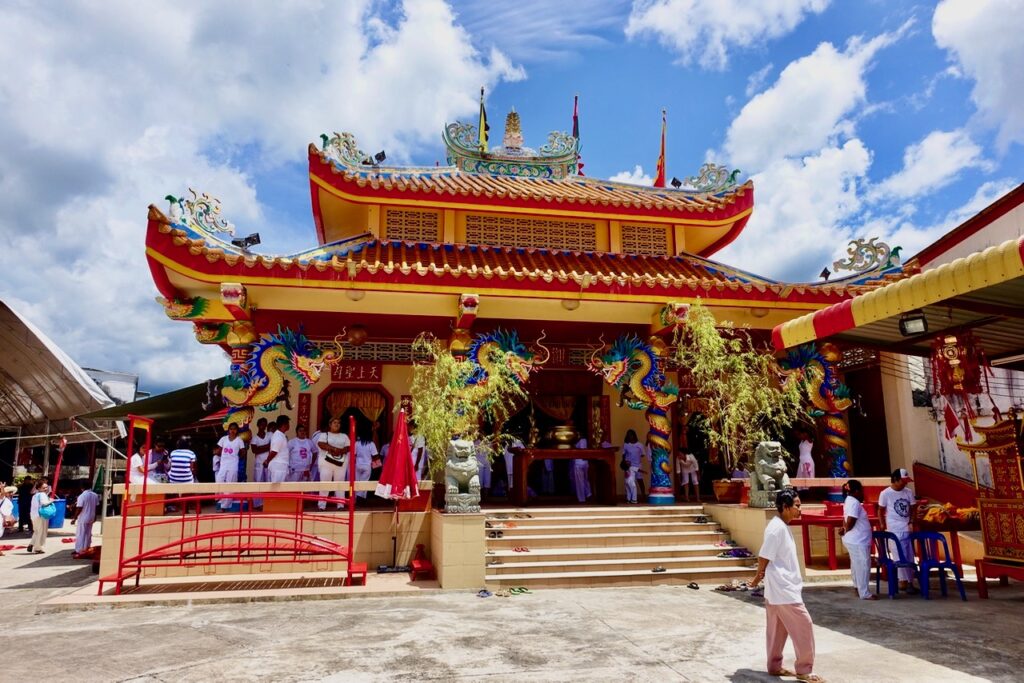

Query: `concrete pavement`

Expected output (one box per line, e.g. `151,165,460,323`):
0,522,1021,682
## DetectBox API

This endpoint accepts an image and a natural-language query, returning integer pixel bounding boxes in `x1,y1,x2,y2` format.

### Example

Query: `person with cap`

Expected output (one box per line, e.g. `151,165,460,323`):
878,468,918,594
750,489,825,682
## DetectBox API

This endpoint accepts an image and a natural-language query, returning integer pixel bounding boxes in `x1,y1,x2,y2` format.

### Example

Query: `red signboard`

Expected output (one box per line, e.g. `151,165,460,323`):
330,361,384,383
297,393,311,434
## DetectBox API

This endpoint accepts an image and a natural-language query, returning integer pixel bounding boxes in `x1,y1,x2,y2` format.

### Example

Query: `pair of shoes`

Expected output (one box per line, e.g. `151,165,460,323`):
695,515,708,524
476,589,493,598
487,530,503,538
652,566,667,573
512,546,530,553
509,586,531,595
487,559,503,566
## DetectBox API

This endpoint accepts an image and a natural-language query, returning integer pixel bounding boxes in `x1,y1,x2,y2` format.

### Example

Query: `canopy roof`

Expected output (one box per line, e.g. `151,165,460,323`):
0,299,113,439
80,377,225,431
771,236,1024,371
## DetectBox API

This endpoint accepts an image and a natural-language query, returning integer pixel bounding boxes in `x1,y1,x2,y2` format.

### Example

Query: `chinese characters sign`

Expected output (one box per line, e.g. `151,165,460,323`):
330,361,384,383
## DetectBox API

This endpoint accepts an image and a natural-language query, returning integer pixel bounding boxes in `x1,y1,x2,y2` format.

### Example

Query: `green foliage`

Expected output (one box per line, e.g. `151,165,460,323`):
673,300,805,469
410,334,527,476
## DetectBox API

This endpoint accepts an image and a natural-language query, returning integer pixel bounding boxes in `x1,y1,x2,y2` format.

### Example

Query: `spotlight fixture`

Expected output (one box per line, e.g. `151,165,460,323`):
898,311,928,337
230,232,261,250
819,267,831,281
670,177,682,188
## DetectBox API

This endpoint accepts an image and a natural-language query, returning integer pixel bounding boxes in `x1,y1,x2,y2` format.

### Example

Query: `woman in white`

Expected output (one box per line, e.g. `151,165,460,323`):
621,429,646,504
676,449,700,503
287,425,318,482
215,422,246,511
29,482,52,554
265,417,291,483
353,429,378,499
572,437,592,503
411,422,430,481
317,417,351,510
796,428,815,488
128,443,161,502
0,486,16,553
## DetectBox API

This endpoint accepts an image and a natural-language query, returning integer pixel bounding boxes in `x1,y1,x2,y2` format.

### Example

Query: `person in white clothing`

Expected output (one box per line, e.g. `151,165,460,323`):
795,428,815,490
878,468,918,593
621,430,646,504
503,435,524,493
317,417,351,510
129,443,161,486
0,486,16,552
215,422,246,510
353,429,378,499
750,490,821,681
264,417,291,483
840,479,876,600
249,418,271,509
475,439,492,498
411,422,430,482
572,437,592,503
288,425,318,482
73,482,99,555
676,448,700,503
28,482,52,554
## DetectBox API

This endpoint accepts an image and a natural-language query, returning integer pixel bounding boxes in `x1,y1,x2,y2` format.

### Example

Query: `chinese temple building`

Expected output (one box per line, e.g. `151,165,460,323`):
144,108,905,501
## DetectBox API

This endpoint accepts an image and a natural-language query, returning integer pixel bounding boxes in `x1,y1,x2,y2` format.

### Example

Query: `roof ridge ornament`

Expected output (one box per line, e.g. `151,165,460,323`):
683,163,742,193
320,131,369,168
166,188,235,236
833,237,901,274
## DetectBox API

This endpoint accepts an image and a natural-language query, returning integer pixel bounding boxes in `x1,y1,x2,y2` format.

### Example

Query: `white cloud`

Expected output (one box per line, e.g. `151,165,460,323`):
609,165,654,185
933,0,1024,149
625,0,829,70
723,30,903,172
874,129,987,199
745,63,775,97
0,0,523,393
716,140,872,281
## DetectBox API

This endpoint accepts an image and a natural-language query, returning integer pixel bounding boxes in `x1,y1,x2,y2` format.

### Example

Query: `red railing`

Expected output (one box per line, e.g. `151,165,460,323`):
101,418,359,596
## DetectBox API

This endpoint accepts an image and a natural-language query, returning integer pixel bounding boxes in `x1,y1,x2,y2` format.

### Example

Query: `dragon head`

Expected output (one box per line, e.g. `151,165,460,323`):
467,328,542,386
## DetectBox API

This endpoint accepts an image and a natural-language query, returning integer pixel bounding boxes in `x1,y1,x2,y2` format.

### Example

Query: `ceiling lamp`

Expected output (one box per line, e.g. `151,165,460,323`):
898,311,928,337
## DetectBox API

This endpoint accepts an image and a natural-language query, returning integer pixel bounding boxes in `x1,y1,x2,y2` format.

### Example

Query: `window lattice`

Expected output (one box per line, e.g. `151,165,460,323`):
385,209,441,243
620,223,669,256
465,214,597,251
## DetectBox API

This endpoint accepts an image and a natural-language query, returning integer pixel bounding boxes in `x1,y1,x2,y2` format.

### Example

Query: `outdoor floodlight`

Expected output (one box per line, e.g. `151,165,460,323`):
899,311,928,337
670,177,682,188
231,232,261,250
819,267,831,281
375,150,387,163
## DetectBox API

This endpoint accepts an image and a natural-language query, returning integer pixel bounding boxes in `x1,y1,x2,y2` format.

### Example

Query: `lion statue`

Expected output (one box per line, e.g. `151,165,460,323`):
749,441,792,509
445,438,481,513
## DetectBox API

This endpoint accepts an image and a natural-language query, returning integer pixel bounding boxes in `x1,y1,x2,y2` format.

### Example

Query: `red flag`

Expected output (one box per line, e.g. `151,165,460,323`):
653,109,667,188
943,402,959,439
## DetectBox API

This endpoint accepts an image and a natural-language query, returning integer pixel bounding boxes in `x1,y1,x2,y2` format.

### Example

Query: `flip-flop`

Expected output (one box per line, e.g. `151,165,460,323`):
751,588,764,598
513,513,532,519
769,668,796,677
477,589,493,598
652,566,667,573
494,589,511,598
509,587,532,595
714,584,735,592
687,582,700,590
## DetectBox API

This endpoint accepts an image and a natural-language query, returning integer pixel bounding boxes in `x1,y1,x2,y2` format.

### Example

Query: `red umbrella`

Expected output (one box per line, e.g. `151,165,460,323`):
374,410,419,569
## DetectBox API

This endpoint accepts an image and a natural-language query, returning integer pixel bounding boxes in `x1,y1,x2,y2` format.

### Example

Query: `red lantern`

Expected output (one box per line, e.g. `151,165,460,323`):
930,331,991,420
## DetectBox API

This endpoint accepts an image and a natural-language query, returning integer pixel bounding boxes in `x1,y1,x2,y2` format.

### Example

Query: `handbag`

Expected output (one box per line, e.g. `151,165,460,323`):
38,502,57,520
620,457,631,472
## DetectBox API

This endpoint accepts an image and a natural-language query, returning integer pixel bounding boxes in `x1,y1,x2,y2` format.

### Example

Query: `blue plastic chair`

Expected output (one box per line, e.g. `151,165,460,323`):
909,531,967,601
872,530,918,599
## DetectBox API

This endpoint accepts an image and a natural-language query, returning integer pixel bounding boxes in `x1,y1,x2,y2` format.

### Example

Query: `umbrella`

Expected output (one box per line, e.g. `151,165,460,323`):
374,409,419,569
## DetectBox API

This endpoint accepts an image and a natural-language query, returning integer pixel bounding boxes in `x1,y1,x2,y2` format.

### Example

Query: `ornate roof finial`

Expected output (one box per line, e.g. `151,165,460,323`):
503,108,523,149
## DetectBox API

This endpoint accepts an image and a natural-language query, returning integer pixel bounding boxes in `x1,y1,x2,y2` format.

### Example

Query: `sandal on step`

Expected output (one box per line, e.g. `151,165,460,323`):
509,587,532,595
796,675,826,683
476,589,493,598
687,582,699,590
769,668,795,677
651,566,667,573
494,590,511,598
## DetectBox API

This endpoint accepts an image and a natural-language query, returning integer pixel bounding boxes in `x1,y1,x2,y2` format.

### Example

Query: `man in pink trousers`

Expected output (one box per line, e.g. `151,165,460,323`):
750,489,825,683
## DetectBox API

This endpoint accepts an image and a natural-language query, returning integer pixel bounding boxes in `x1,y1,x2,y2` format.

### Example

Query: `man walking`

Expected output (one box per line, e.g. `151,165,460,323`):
839,479,876,600
878,468,918,593
750,489,824,683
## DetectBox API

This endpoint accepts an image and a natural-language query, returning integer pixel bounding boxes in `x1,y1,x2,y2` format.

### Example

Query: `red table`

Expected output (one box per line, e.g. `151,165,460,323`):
791,511,880,570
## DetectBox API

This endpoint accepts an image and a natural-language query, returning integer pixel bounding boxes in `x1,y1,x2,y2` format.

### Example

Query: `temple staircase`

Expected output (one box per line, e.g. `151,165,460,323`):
484,506,756,589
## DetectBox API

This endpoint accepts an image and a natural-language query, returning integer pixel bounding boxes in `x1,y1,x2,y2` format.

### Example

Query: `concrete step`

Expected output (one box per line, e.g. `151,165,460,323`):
485,530,726,549
485,543,738,561
485,505,705,518
486,554,755,575
485,521,720,536
485,565,754,589
485,513,709,525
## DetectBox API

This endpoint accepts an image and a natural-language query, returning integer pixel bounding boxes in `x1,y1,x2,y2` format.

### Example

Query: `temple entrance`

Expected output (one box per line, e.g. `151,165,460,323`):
317,386,392,446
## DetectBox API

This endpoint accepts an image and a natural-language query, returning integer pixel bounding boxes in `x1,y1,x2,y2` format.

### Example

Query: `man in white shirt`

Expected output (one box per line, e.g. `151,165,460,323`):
288,425,318,482
73,482,100,555
317,417,351,510
878,468,918,593
249,418,271,509
750,489,821,682
215,422,246,511
839,479,876,600
264,416,291,484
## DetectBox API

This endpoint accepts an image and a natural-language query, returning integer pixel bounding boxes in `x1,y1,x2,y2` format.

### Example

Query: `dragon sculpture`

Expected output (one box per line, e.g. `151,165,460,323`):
588,334,680,503
466,329,549,387
781,342,853,477
221,328,344,426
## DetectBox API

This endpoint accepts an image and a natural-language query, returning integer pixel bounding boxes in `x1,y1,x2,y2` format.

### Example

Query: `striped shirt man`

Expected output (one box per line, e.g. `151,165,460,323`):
167,448,197,484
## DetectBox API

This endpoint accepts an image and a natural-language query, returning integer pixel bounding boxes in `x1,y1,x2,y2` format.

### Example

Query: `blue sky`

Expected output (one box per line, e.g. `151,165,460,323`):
1,0,1022,393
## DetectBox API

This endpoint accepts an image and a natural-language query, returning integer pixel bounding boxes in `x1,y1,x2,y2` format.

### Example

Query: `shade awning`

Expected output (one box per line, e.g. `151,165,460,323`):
771,236,1024,369
0,299,113,434
80,377,226,431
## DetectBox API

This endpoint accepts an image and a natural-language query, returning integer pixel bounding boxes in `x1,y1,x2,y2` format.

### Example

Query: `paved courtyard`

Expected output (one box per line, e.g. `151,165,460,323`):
1,526,1022,682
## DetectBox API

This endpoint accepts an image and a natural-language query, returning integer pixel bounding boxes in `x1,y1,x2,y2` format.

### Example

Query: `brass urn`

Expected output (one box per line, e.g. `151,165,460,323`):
547,423,578,449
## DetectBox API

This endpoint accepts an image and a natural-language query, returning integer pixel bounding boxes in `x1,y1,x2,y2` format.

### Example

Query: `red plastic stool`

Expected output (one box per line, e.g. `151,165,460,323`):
410,544,435,581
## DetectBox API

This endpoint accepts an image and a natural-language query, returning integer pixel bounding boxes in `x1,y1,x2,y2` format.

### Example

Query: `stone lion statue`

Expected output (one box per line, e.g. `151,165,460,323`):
445,438,481,513
749,441,791,509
